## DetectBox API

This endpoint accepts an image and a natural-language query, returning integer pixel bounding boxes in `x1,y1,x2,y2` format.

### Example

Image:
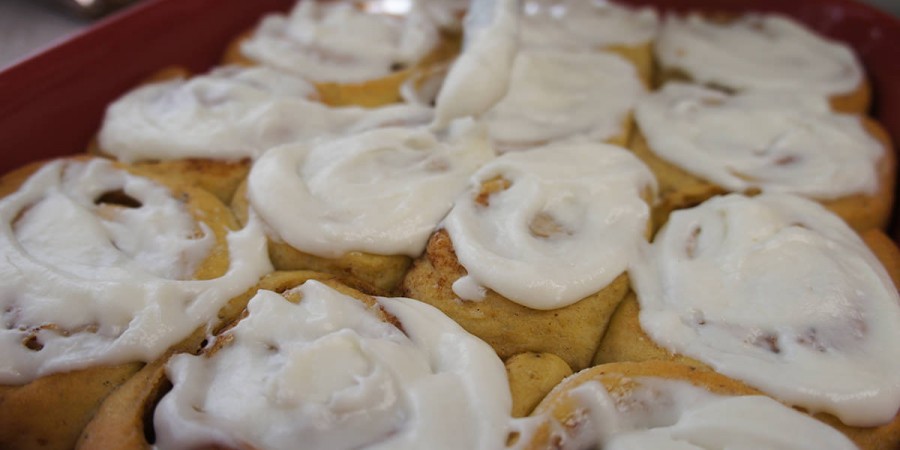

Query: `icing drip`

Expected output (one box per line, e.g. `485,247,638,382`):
432,0,520,128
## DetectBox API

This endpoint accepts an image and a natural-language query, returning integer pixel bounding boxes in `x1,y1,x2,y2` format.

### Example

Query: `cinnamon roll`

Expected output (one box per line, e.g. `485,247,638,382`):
231,119,495,293
516,361,859,450
225,0,456,107
402,140,656,370
81,279,515,450
596,194,900,447
655,13,871,113
631,83,894,231
0,157,272,450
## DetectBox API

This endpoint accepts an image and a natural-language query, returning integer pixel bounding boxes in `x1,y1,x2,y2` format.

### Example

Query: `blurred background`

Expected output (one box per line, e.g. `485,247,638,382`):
1,0,899,69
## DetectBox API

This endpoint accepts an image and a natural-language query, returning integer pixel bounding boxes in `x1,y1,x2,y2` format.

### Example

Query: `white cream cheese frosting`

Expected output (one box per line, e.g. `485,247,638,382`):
100,66,316,162
634,83,883,199
154,280,513,450
0,159,272,384
240,0,440,83
444,141,655,310
529,377,857,450
99,65,435,163
655,13,864,96
520,0,659,50
484,49,643,150
432,0,520,128
630,194,900,426
247,119,495,258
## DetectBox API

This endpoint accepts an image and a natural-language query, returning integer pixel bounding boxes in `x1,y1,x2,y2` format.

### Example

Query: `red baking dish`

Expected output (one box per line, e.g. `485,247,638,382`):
1,0,899,232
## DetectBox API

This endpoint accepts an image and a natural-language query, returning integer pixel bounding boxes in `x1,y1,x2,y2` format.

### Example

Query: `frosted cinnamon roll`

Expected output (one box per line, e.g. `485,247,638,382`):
227,0,454,107
0,157,272,450
483,49,644,151
96,66,313,201
97,65,433,201
516,361,858,450
232,119,495,293
81,279,515,450
655,13,870,113
520,0,658,85
597,194,900,446
631,83,894,231
402,141,655,370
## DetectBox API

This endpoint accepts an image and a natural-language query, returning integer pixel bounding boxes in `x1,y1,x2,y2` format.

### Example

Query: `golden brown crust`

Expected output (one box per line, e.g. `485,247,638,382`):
505,353,573,418
400,229,629,371
593,292,705,368
830,76,872,115
128,158,251,206
628,127,728,230
230,181,408,295
605,41,654,89
628,116,896,232
76,358,168,450
0,363,144,450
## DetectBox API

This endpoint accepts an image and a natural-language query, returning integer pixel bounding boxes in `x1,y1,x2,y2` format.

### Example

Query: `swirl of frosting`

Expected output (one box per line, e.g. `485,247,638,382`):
520,0,659,50
483,49,644,150
0,159,272,384
99,66,434,162
655,14,863,96
240,1,440,83
528,377,856,450
630,194,900,426
154,280,513,450
247,120,495,259
444,141,655,310
634,83,884,199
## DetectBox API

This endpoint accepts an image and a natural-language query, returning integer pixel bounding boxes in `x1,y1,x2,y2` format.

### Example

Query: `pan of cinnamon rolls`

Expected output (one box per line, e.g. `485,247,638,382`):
1,0,899,449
